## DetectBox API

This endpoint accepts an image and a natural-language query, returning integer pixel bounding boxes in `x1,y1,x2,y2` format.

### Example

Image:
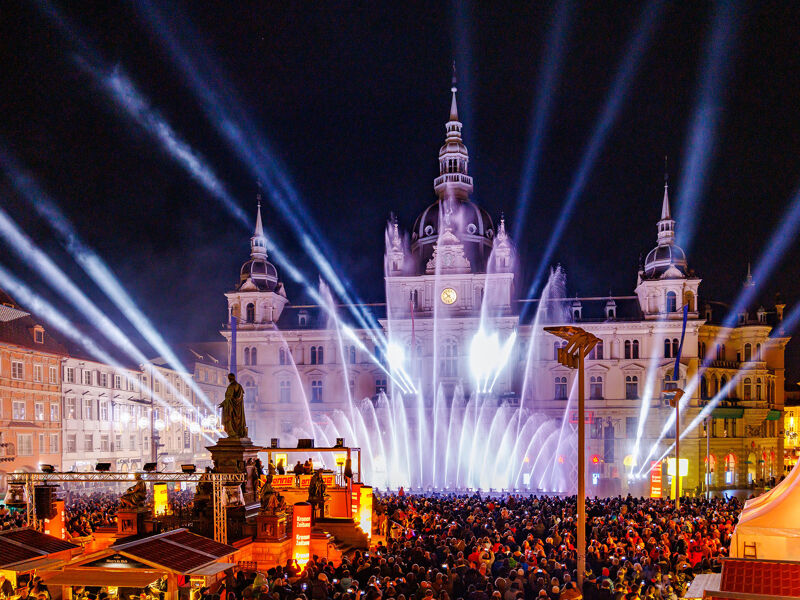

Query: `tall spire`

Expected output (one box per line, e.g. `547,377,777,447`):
656,158,675,245
744,261,754,288
449,61,459,121
250,187,267,259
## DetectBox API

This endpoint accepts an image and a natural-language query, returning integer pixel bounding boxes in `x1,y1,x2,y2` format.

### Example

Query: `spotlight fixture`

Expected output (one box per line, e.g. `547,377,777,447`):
95,462,111,472
143,462,157,473
335,438,345,448
40,464,55,474
181,464,196,474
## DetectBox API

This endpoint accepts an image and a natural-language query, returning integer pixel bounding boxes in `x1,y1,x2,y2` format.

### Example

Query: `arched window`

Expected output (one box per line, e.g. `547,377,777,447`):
743,378,752,401
310,346,318,365
716,345,723,360
664,339,672,359
251,347,257,365
349,345,356,364
744,343,752,362
244,347,250,365
672,338,679,358
666,291,677,313
589,376,603,399
720,375,728,397
441,340,458,377
588,340,603,360
624,340,632,359
626,375,639,399
756,343,762,360
700,376,708,400
279,348,287,365
712,375,719,396
700,341,707,359
555,376,568,400
632,340,640,359
242,377,257,406
311,380,323,403
246,303,255,323
756,378,762,401
317,346,324,364
725,454,736,485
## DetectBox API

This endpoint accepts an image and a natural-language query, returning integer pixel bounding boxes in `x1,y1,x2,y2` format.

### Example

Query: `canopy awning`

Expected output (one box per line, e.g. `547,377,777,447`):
766,409,782,420
188,562,236,577
4,557,65,573
40,568,164,588
711,407,744,419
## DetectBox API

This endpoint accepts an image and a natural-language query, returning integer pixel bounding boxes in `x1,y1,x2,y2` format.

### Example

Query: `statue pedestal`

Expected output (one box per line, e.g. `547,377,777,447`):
207,437,263,504
117,508,148,536
256,510,288,542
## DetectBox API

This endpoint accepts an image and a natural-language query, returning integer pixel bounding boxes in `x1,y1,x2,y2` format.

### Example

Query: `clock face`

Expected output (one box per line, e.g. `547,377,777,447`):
440,287,457,305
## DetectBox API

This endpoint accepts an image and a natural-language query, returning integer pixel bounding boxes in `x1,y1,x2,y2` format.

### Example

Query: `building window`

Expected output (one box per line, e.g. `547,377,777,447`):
34,328,44,343
65,367,75,383
555,376,568,400
50,433,59,454
12,400,26,420
589,376,603,399
66,434,77,453
441,340,458,377
298,311,308,327
279,347,288,365
100,401,109,421
35,402,44,421
100,373,108,387
17,434,33,456
700,376,708,400
590,419,603,439
756,378,762,401
743,378,752,401
666,291,677,313
84,434,94,452
114,374,121,389
310,346,324,365
251,347,258,365
348,345,356,364
626,417,638,439
626,375,639,399
246,303,255,323
49,366,57,384
588,340,603,360
672,338,679,358
664,339,671,358
33,364,43,382
50,403,60,422
375,378,387,396
84,399,94,420
744,343,752,362
129,434,136,450
244,347,250,365
624,340,631,359
279,380,291,403
9,360,22,380
83,370,92,385
632,340,639,358
100,434,110,452
66,397,77,419
699,341,707,359
311,380,323,403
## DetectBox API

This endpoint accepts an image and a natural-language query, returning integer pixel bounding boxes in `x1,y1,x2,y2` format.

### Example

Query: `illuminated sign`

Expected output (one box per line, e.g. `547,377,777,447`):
153,483,168,516
666,457,689,477
569,411,593,424
292,502,312,567
274,453,288,470
271,475,296,487
351,482,362,520
271,473,335,488
650,461,662,498
359,486,373,538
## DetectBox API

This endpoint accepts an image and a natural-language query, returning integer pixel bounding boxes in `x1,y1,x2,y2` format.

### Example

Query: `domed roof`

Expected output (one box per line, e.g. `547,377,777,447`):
239,257,279,291
412,199,494,242
643,243,687,279
439,139,468,158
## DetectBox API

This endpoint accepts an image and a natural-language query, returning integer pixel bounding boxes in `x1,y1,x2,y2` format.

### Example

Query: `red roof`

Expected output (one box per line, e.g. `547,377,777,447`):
0,529,78,568
113,529,236,574
720,558,800,597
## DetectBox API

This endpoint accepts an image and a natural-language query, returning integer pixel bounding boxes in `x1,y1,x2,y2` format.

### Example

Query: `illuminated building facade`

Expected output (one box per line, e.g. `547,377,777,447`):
221,80,791,493
0,294,66,489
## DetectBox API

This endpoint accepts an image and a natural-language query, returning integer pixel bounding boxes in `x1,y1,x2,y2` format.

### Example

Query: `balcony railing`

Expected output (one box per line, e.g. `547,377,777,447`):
433,173,473,187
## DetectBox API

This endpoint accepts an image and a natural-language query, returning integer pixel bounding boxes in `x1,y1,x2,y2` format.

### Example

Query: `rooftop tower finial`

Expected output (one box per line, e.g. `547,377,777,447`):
449,60,459,121
251,184,267,259
434,61,473,198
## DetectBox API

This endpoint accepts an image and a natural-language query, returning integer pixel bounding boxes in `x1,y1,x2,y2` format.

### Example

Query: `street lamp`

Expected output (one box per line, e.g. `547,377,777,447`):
544,325,599,592
662,385,684,509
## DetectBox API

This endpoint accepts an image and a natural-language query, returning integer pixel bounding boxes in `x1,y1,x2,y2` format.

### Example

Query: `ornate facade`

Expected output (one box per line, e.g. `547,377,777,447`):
221,80,790,494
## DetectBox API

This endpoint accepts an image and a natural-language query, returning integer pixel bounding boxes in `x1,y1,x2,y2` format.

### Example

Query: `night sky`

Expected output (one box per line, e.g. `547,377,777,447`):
2,2,800,377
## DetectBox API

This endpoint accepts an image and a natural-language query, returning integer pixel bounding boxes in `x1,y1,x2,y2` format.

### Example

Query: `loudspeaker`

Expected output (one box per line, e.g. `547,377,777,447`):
271,438,280,448
34,485,57,520
335,438,344,448
297,438,314,449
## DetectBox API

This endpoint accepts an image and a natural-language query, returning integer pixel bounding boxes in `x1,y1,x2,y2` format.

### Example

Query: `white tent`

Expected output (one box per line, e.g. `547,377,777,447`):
730,463,800,560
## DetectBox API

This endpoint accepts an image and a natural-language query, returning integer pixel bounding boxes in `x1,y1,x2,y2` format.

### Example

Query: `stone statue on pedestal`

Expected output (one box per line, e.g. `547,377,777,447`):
307,469,327,521
119,473,147,509
259,480,287,515
219,373,247,439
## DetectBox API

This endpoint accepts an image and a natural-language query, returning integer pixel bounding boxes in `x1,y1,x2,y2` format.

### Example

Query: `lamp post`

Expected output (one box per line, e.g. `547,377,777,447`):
544,326,599,592
663,386,685,510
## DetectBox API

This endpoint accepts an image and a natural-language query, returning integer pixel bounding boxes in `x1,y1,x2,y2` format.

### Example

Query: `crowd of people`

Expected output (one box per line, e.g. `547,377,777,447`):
211,493,739,600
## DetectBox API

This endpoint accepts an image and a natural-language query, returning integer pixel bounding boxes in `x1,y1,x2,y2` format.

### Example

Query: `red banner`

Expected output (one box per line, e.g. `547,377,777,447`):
569,410,593,424
293,502,312,566
271,473,335,488
650,461,662,498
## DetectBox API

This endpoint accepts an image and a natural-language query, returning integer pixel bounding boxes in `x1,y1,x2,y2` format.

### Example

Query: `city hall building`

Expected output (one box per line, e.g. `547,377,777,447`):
220,82,789,494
